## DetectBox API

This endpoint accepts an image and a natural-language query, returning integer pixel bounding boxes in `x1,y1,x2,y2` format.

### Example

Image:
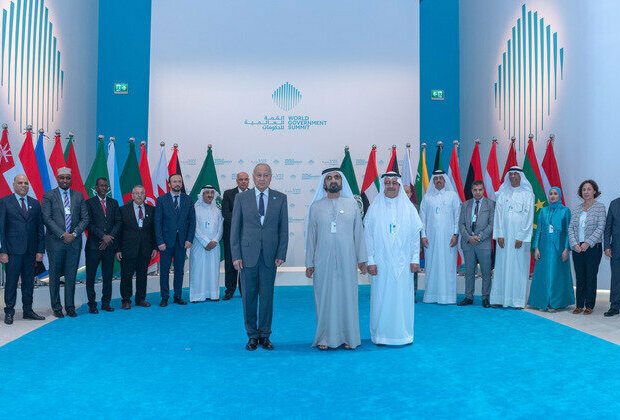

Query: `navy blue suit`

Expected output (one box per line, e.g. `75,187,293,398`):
0,194,45,316
154,192,196,300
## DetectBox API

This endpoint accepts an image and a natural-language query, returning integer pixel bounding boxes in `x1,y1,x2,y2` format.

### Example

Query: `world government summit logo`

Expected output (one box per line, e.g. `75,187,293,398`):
243,82,327,131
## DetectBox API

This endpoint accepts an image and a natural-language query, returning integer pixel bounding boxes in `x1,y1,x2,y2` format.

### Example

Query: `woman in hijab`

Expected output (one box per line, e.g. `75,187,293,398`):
528,187,574,311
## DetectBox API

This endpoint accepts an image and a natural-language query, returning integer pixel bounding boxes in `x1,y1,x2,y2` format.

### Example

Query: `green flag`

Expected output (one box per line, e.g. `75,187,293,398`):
523,139,548,242
120,141,143,203
414,146,430,205
433,143,444,172
340,146,364,215
84,140,110,199
190,145,220,203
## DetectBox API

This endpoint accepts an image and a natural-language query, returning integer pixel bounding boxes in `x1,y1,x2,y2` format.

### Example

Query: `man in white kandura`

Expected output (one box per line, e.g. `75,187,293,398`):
491,167,534,309
420,170,460,304
305,168,367,350
366,172,422,346
189,185,224,302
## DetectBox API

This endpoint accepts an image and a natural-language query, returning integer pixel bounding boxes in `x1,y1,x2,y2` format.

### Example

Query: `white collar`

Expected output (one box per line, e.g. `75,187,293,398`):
14,193,27,201
255,187,269,197
59,187,70,194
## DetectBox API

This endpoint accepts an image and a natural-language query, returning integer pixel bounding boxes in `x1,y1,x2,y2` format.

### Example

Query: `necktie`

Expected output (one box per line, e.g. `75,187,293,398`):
258,192,265,217
174,194,179,209
472,200,480,232
138,205,144,224
63,191,72,233
101,198,107,216
20,197,28,218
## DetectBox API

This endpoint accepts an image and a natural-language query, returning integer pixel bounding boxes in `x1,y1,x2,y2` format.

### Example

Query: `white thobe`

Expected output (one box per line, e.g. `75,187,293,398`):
491,188,534,308
189,203,223,301
419,189,460,304
366,199,420,345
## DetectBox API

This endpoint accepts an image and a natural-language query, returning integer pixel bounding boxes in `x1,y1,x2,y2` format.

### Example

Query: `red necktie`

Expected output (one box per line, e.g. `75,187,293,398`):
138,205,144,221
20,197,28,218
101,198,107,215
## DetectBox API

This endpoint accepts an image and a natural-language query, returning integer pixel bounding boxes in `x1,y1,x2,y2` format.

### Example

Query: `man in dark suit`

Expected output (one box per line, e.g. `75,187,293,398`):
0,175,45,324
155,174,196,306
604,197,620,316
221,171,249,300
231,163,288,351
85,177,121,313
41,167,89,318
116,185,158,310
457,180,495,308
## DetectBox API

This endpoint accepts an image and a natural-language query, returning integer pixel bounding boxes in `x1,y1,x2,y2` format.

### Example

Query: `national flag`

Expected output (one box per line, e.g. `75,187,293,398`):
120,140,143,203
501,137,518,183
433,141,444,172
541,134,564,205
414,143,430,205
484,138,501,201
152,141,169,197
0,124,16,197
340,146,364,215
64,133,88,200
18,128,44,200
48,130,66,189
360,145,380,212
138,141,156,206
401,143,417,205
190,144,221,202
523,138,548,273
84,138,110,199
168,144,186,193
448,141,466,202
464,140,484,200
385,146,400,174
34,130,54,193
106,137,123,203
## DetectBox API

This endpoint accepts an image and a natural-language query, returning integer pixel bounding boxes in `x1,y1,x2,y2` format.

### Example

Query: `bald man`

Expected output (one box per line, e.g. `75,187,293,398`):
222,171,250,300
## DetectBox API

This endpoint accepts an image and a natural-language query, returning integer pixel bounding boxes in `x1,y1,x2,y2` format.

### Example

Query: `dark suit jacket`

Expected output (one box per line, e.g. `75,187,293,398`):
41,188,89,251
85,195,121,251
604,198,620,261
117,202,157,259
222,187,241,230
459,197,496,250
154,192,196,248
0,194,44,255
230,188,288,268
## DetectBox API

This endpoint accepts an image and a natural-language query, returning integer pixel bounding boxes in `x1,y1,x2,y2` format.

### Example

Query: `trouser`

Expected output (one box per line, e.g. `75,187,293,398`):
464,246,493,299
47,246,80,312
159,235,186,300
223,235,241,296
3,253,36,316
240,252,276,339
85,249,115,308
610,257,620,310
572,243,602,309
120,255,150,304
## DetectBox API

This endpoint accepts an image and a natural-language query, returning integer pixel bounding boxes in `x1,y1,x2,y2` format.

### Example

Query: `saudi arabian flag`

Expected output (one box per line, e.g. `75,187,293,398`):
190,145,221,203
414,146,429,205
523,139,548,241
340,146,363,214
120,141,143,203
84,140,110,199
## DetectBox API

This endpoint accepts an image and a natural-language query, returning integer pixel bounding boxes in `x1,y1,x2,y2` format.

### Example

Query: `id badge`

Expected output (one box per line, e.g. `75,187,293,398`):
390,224,397,234
64,206,71,215
549,225,554,234
330,221,337,233
138,219,144,228
472,214,477,223
435,207,440,214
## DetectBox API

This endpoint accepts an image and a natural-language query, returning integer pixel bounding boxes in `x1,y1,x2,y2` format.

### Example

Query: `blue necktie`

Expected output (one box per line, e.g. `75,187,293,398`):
258,192,265,217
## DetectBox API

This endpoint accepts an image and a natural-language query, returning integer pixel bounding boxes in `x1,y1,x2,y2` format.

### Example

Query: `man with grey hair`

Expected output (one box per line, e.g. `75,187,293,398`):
231,163,288,351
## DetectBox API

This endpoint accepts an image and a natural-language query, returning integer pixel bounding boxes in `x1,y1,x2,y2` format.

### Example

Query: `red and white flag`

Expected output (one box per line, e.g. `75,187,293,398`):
483,139,501,201
501,137,518,183
541,135,564,205
360,146,380,211
19,129,45,201
0,125,16,197
401,144,416,205
139,142,156,206
48,131,66,190
448,141,466,202
152,142,169,197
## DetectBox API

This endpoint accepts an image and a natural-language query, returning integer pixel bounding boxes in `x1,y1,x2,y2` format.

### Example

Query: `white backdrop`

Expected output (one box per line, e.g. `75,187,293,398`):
148,0,420,266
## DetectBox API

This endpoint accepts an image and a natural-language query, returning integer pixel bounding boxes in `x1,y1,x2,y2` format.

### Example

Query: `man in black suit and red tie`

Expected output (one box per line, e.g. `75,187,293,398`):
85,177,121,313
221,171,249,300
0,174,46,325
116,185,158,309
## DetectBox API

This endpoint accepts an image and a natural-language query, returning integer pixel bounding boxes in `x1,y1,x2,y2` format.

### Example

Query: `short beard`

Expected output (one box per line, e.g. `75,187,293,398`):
324,183,342,194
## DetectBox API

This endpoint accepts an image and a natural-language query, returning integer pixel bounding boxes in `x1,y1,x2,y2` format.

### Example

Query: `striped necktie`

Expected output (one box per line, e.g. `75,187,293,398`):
63,191,72,233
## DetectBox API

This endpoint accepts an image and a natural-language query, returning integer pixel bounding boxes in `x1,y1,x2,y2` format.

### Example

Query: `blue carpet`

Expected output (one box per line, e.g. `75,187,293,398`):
1,285,620,418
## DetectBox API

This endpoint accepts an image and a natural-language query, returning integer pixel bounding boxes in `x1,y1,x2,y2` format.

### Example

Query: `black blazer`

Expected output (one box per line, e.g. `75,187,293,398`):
222,187,240,231
117,201,157,259
85,195,122,251
0,194,44,255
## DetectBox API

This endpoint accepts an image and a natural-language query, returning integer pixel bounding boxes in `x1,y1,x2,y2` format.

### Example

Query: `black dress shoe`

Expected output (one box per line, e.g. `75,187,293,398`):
23,311,45,320
604,308,620,317
101,306,114,312
482,298,491,308
89,307,99,314
222,294,232,301
491,304,503,308
457,298,474,306
4,314,13,325
173,297,187,305
66,309,77,318
259,337,274,350
160,299,168,307
246,338,258,351
53,310,64,318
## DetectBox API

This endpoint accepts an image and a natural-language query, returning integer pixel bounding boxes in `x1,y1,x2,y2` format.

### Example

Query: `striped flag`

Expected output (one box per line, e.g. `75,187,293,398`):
34,130,53,192
401,143,417,205
464,140,484,200
385,145,399,174
152,142,169,197
120,140,142,203
541,134,564,205
138,141,156,206
168,144,185,193
448,141,466,202
501,137,518,183
64,133,88,200
106,137,123,203
414,143,430,205
360,145,379,212
433,142,444,171
483,138,501,201
48,130,66,189
18,128,44,200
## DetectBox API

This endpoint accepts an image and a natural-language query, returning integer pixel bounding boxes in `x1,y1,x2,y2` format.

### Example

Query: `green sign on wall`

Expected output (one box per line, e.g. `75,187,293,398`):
114,83,129,94
431,89,444,100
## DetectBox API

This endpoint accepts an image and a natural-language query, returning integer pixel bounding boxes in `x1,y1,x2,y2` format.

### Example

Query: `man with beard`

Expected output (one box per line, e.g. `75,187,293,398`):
305,168,367,350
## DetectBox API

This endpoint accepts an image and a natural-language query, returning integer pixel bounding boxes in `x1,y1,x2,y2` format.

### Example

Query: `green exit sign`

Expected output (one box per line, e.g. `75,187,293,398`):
114,83,129,94
431,89,444,100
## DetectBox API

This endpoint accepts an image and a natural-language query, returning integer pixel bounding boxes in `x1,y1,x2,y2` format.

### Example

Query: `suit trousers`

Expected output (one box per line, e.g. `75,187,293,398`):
159,234,186,300
610,257,620,310
223,232,241,296
240,252,276,339
572,243,602,309
463,246,493,299
85,249,115,307
47,245,80,312
3,253,36,316
120,255,150,304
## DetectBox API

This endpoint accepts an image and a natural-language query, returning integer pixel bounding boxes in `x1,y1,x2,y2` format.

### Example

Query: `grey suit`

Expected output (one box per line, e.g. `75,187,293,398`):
604,198,620,309
41,188,89,312
231,188,288,339
458,197,495,300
